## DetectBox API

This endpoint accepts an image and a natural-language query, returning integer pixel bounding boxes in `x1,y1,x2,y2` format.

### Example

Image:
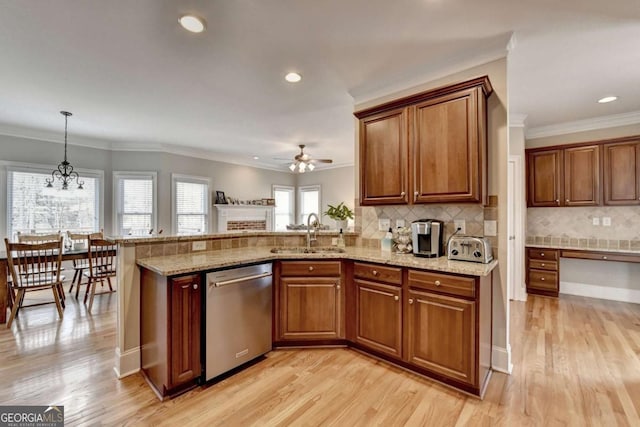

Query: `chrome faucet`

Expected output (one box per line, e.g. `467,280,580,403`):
307,213,320,250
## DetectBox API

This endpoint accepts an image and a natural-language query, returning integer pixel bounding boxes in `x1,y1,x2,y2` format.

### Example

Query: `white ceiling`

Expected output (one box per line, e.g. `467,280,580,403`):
0,0,639,170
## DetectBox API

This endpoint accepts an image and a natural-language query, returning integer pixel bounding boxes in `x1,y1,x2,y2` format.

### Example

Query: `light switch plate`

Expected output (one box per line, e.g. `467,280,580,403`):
602,217,611,226
378,218,391,231
454,219,466,234
484,220,497,236
592,217,600,226
395,219,406,228
192,241,206,251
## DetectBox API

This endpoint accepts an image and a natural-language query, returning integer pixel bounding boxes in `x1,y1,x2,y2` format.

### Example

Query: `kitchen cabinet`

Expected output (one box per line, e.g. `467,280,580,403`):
355,76,492,206
353,263,403,358
275,261,344,341
603,140,640,205
526,248,559,297
527,149,563,207
564,145,600,206
358,108,409,204
140,269,201,399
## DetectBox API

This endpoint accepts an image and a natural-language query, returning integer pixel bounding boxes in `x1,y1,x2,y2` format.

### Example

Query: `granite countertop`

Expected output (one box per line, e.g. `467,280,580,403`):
108,230,357,244
137,246,498,277
526,243,640,255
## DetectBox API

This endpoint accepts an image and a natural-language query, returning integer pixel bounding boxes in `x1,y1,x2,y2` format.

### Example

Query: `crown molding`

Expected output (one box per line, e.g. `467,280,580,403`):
509,113,528,128
526,110,640,140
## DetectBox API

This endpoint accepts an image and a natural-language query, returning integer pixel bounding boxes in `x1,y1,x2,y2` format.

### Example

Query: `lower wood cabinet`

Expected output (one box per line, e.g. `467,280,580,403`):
275,261,344,342
354,279,402,358
526,248,560,297
141,269,201,400
405,288,475,386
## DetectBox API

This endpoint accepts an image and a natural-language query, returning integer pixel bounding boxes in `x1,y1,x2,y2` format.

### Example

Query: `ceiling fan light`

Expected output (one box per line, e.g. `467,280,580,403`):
307,163,315,171
299,162,307,172
289,163,296,171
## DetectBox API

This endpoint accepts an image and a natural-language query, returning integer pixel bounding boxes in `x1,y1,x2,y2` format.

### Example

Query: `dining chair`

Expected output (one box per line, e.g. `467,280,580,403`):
4,237,65,328
85,237,117,313
66,231,103,298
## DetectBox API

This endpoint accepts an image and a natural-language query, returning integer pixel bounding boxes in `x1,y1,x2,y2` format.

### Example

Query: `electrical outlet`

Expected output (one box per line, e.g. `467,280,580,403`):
192,241,206,251
454,219,466,234
484,220,497,236
592,217,600,226
602,217,611,226
395,219,406,228
378,218,391,231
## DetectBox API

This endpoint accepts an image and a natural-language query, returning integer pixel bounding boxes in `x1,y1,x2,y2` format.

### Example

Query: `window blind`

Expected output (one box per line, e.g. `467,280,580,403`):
273,185,294,230
174,177,209,234
115,175,154,235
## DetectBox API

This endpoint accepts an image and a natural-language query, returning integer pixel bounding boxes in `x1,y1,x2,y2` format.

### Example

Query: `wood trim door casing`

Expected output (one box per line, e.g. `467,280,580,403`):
563,145,601,206
169,274,201,389
603,140,640,206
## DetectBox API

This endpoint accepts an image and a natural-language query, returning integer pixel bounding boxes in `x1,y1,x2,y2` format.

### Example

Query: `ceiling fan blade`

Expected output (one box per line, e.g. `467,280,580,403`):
311,159,333,163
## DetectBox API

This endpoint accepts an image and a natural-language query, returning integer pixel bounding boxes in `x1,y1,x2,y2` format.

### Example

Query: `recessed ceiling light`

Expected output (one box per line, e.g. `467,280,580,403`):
598,96,618,104
179,15,206,33
285,72,302,83
253,156,260,160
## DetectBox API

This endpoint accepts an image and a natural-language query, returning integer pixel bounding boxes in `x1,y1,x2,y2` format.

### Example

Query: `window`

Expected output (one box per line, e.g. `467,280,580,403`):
298,185,321,225
172,174,209,235
272,185,294,230
113,172,157,236
6,163,103,240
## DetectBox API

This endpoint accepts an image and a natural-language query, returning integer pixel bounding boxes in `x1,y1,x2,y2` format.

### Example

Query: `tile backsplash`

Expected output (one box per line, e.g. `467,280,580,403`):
527,206,640,241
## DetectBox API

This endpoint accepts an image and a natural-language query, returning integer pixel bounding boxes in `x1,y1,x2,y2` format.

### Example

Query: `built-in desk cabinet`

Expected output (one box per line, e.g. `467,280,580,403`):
526,248,560,297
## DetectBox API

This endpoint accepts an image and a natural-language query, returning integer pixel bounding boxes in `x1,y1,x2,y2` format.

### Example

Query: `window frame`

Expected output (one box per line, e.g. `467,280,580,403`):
112,171,158,236
171,173,210,235
4,161,104,240
272,184,295,230
297,184,322,225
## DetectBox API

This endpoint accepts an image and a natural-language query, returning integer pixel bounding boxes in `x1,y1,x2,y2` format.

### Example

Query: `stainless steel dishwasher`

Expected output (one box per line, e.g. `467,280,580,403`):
205,263,272,381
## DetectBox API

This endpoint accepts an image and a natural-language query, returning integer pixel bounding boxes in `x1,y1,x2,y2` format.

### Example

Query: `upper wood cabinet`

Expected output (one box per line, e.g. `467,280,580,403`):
603,140,640,205
355,76,492,206
527,135,640,207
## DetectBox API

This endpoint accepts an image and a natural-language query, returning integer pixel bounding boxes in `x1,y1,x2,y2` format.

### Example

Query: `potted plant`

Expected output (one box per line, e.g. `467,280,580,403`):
323,202,354,231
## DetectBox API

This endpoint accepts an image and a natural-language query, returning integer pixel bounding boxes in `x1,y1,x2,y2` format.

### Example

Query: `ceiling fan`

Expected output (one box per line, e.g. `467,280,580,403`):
285,144,333,172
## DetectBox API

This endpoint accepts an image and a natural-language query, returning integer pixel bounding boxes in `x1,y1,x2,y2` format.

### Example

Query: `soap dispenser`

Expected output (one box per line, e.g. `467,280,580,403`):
337,228,346,248
381,227,393,252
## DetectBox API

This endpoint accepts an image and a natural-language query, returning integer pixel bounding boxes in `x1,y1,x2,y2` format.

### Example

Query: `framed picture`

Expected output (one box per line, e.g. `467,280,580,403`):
215,191,227,204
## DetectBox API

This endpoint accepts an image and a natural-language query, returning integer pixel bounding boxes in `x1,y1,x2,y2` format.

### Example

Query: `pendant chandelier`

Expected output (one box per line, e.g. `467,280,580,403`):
45,111,84,190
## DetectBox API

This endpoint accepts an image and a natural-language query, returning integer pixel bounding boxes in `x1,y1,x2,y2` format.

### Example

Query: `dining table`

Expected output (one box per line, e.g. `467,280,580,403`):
0,248,91,324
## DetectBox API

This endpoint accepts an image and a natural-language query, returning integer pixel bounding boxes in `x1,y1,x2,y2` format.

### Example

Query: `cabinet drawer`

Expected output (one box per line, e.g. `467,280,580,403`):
528,270,558,291
527,248,559,261
280,261,341,277
354,262,402,285
528,259,558,271
407,270,475,299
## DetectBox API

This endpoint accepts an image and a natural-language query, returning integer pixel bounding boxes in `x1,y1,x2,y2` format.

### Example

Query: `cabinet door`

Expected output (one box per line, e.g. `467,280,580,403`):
527,150,562,207
355,279,402,358
279,277,341,340
169,274,201,389
604,141,640,205
359,108,409,205
413,88,481,203
406,289,476,387
564,145,600,206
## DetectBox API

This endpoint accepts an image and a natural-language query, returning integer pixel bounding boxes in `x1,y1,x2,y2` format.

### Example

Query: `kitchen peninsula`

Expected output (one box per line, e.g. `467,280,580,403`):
110,231,497,400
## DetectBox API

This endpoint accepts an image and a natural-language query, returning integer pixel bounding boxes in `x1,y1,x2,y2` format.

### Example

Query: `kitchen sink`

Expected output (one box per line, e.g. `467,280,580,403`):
270,246,346,254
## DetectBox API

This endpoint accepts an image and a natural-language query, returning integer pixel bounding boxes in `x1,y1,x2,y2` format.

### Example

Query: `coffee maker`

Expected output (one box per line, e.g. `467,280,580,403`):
411,219,445,258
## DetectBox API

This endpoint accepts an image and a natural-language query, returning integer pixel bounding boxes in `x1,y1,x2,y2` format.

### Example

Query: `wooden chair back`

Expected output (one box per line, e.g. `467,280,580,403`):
87,238,117,279
16,231,62,244
67,231,103,250
4,237,64,289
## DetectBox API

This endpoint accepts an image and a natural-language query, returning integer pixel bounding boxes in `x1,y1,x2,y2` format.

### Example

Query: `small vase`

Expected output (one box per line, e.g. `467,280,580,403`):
335,219,348,231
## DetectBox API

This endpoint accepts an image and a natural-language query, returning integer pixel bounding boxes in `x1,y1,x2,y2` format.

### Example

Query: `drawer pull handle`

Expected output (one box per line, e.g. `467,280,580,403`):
193,284,198,290
408,298,414,304
181,284,190,289
540,253,545,257
394,295,399,301
603,256,607,260
372,270,378,276
309,266,314,271
541,277,545,281
435,280,441,286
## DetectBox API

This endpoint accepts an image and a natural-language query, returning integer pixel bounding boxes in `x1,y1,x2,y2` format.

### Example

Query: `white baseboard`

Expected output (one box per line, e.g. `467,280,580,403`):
114,346,140,379
560,281,640,304
492,344,513,374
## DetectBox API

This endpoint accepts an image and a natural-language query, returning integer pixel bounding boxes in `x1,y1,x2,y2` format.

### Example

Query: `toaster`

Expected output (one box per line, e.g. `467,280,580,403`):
447,236,493,263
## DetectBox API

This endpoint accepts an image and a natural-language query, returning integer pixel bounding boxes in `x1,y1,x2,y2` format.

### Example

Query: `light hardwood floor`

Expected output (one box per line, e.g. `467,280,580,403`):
1,291,639,426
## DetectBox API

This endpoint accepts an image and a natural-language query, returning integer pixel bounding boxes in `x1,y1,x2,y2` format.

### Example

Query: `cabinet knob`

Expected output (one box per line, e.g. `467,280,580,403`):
435,280,441,286
603,256,607,260
394,295,399,301
541,277,545,281
372,270,378,276
193,284,198,290
336,284,341,290
400,191,406,197
308,266,314,271
540,253,545,257
541,263,545,267
555,199,559,203
566,199,569,202
408,298,414,304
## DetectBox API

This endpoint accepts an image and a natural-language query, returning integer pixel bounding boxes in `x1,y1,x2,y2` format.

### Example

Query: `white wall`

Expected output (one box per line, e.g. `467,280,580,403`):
0,134,295,239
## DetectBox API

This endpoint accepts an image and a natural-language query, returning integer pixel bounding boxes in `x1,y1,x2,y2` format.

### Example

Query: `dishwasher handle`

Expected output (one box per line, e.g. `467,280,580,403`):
210,272,272,288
